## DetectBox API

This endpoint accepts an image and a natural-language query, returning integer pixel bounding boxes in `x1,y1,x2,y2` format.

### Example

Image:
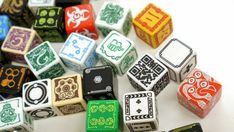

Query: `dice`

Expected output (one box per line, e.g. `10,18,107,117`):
59,33,98,73
95,1,132,37
0,65,36,95
169,123,203,132
55,0,88,8
33,7,66,42
177,69,222,118
96,31,138,75
156,38,197,83
25,41,66,79
86,100,119,132
1,26,43,64
127,54,169,96
0,15,11,42
52,74,86,115
133,3,173,48
65,4,98,40
23,79,60,120
0,49,9,67
123,91,158,132
0,98,34,132
28,0,55,15
83,66,117,101
0,0,34,27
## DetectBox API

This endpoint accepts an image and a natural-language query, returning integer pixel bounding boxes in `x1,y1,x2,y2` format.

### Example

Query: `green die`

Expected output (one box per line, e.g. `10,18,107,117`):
96,31,138,75
24,41,66,79
33,7,66,42
86,100,119,132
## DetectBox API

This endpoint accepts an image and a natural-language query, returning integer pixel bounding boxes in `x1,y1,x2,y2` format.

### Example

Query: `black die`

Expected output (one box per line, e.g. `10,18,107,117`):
55,0,85,8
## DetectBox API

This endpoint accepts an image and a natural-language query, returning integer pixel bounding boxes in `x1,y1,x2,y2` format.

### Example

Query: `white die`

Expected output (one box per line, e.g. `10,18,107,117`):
28,0,55,15
155,38,197,83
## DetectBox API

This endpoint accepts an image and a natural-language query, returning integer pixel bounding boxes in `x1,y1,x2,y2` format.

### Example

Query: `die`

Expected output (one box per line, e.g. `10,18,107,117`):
95,1,132,37
133,3,173,48
0,65,36,95
1,26,43,64
0,15,11,42
24,41,66,79
86,100,119,132
83,66,117,101
123,91,158,132
177,69,222,118
0,49,9,67
22,79,60,120
169,123,203,132
55,0,89,8
0,0,34,27
65,4,98,40
96,31,138,75
127,54,169,96
28,0,55,15
59,33,98,73
52,74,86,115
33,7,66,42
0,98,34,132
155,38,197,83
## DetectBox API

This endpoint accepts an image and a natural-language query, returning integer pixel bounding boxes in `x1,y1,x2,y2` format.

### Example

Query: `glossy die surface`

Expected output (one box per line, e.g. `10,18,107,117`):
127,54,169,96
65,4,98,40
0,15,11,41
0,98,34,132
52,74,86,115
156,38,197,83
95,1,132,37
33,7,65,42
86,100,119,132
96,31,138,75
123,91,158,132
1,26,43,64
133,3,173,48
23,79,59,120
169,123,203,132
177,69,222,118
28,0,55,15
59,33,97,73
25,41,66,79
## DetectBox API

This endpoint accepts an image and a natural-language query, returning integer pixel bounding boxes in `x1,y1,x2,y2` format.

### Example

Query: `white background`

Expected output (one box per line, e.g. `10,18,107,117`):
35,0,234,131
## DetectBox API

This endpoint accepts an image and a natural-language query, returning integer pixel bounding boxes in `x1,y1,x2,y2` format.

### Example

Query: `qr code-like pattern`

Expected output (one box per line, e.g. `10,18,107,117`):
152,72,170,96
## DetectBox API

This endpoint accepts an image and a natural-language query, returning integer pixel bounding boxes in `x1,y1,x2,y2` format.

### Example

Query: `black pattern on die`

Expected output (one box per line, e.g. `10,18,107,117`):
29,107,57,120
152,72,170,96
127,122,157,132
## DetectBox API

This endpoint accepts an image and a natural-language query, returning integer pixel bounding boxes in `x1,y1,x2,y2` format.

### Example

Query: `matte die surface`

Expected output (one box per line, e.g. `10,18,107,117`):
123,91,158,132
156,38,197,83
28,0,55,15
0,15,11,41
177,69,222,118
96,31,138,75
0,98,34,132
169,123,203,132
133,3,173,48
127,54,169,96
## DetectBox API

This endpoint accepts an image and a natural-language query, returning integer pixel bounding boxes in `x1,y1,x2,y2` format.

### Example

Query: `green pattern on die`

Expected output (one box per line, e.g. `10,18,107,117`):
86,100,119,132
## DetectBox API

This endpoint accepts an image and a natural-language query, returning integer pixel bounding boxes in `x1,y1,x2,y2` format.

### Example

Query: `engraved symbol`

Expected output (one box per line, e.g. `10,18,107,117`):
136,109,142,114
107,39,124,52
1,68,20,88
136,99,141,104
72,40,81,54
1,0,24,14
0,103,17,123
94,76,102,84
67,7,89,28
78,28,97,38
183,64,193,74
30,107,57,119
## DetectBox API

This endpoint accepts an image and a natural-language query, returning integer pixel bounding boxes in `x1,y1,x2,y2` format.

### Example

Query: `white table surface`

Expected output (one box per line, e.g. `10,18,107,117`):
35,0,234,131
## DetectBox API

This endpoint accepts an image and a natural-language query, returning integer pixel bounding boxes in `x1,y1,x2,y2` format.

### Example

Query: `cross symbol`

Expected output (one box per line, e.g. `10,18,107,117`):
183,64,193,74
136,109,142,113
136,99,141,104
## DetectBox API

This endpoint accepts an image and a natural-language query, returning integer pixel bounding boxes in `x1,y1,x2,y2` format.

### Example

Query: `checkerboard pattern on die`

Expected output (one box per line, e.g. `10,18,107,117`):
0,15,11,42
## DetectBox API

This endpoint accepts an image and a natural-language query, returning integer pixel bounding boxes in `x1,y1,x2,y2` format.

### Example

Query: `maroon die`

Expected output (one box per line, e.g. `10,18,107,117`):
1,26,43,64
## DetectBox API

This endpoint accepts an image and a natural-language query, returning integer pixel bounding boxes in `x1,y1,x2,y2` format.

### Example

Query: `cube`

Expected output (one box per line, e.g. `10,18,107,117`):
65,4,98,40
23,79,60,120
0,65,36,95
86,100,119,132
28,0,55,15
24,41,66,79
0,0,34,27
59,33,98,73
123,91,158,132
33,7,66,42
52,74,86,115
156,38,197,83
95,1,132,37
127,54,169,96
56,0,89,8
83,66,117,101
1,26,43,64
96,31,138,75
177,69,222,118
133,3,173,48
169,123,203,132
0,15,11,42
0,98,34,132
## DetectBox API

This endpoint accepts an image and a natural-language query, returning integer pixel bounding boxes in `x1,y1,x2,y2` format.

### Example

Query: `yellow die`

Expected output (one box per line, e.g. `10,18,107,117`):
133,3,173,48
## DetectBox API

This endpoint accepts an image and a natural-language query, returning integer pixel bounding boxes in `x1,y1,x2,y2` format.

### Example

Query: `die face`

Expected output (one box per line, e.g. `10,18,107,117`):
28,107,58,120
28,0,55,15
169,123,203,132
127,122,157,132
0,15,11,41
56,102,85,115
37,63,66,79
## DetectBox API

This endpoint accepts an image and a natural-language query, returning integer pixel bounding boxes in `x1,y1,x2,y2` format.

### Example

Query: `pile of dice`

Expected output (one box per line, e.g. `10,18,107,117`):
0,0,222,132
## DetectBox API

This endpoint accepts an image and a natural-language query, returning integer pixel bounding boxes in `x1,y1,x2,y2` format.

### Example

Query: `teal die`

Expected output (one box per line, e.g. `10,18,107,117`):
0,98,34,132
0,15,11,42
59,33,98,73
96,31,138,75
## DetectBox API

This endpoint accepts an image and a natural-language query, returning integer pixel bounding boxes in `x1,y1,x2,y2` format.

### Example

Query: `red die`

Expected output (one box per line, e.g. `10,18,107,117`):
65,4,98,40
177,69,222,118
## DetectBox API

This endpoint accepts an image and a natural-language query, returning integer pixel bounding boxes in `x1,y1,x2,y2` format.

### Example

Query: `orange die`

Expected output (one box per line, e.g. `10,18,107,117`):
65,4,98,40
177,69,222,118
133,3,173,48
